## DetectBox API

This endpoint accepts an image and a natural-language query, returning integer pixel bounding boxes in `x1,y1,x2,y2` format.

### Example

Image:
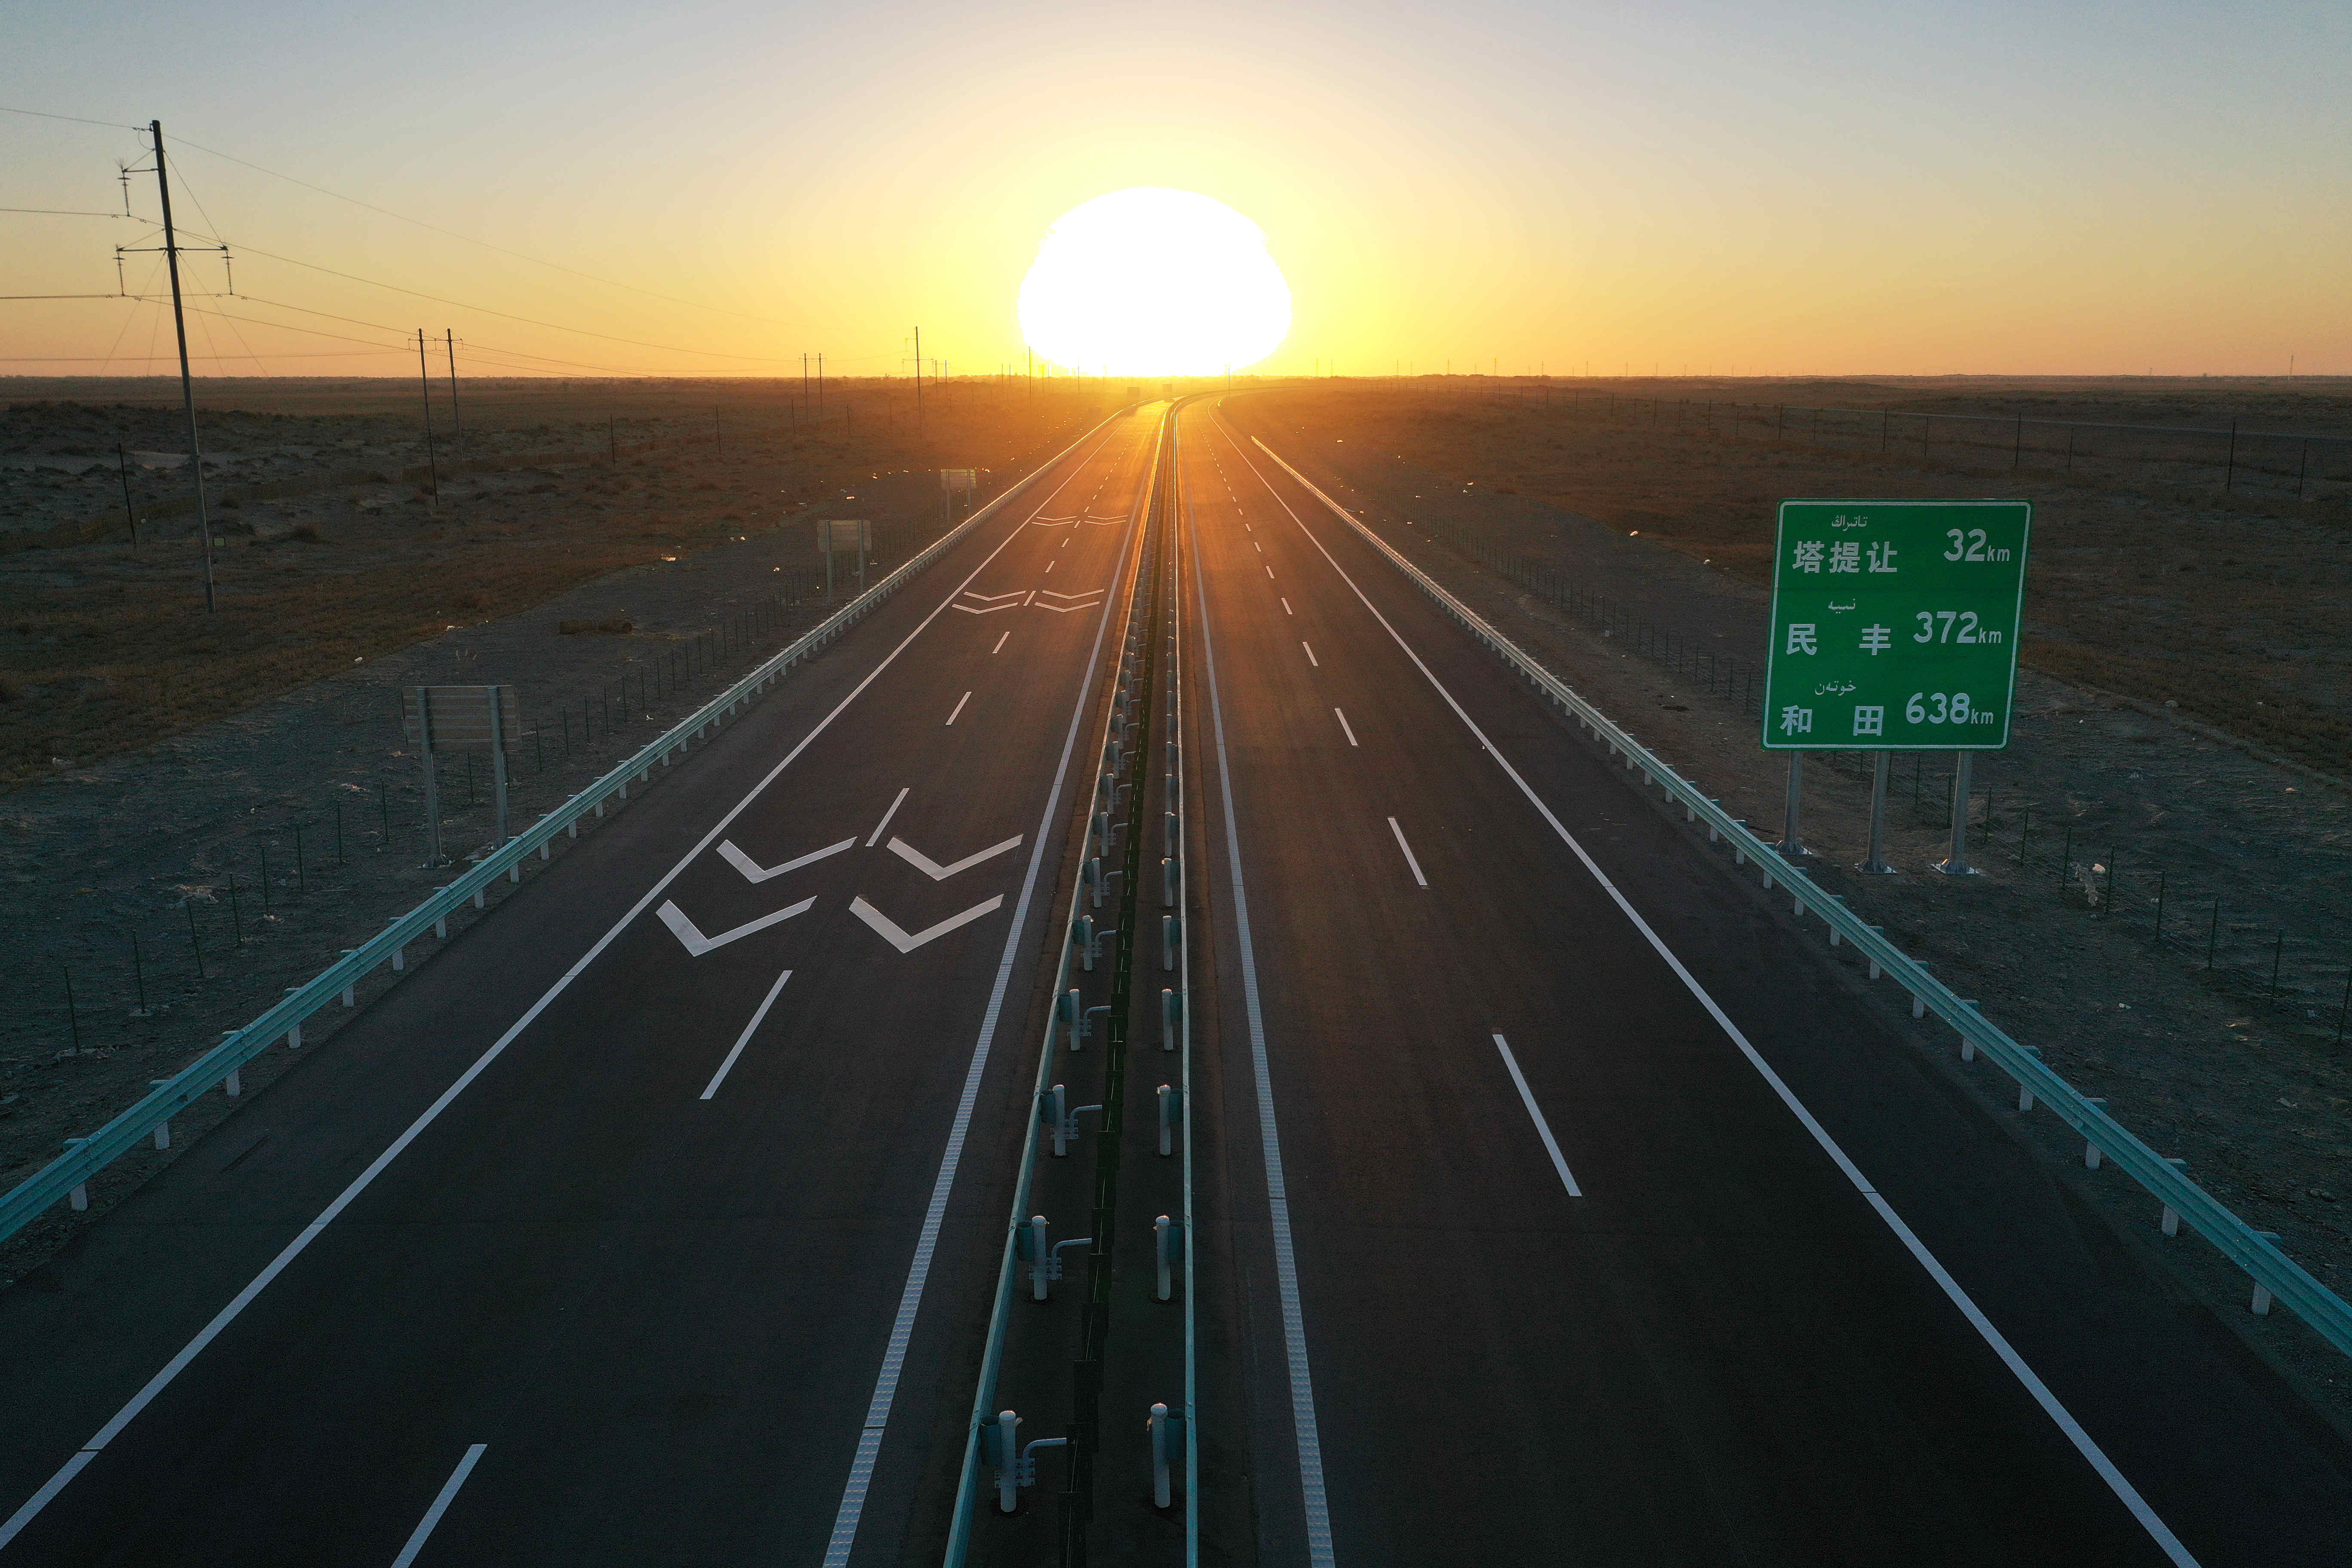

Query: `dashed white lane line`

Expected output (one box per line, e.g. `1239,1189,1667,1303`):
1387,816,1428,887
701,968,794,1099
992,630,1011,654
1333,707,1358,747
1046,559,1056,573
1264,564,1274,579
865,786,911,847
1222,420,2202,1568
1302,641,1319,668
1492,1033,1583,1197
946,690,972,725
1281,597,1293,616
390,1445,488,1568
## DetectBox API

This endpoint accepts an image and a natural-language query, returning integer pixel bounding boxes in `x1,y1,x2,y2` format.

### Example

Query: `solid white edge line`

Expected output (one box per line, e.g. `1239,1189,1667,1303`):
1221,418,2202,1568
1186,430,1338,1568
0,419,1124,1556
1491,1034,1583,1197
945,690,972,726
700,968,794,1100
1332,708,1358,747
1386,817,1428,888
864,787,911,848
818,416,1157,1567
389,1443,487,1568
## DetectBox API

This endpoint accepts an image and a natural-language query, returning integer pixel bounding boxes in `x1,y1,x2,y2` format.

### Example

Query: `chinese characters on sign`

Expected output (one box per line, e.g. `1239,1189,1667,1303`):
1762,501,2031,750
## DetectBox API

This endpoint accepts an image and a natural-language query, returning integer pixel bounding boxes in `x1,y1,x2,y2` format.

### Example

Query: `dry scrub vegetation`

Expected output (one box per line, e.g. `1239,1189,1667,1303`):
1263,379,2352,777
0,377,1106,787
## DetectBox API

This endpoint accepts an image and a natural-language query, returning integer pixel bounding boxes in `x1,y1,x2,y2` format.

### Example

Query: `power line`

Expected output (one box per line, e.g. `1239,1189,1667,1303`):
0,104,139,130
163,132,803,328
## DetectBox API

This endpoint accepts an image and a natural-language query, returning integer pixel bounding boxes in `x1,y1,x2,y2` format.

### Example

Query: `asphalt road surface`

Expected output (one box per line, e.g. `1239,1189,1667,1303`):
1173,396,2351,1568
0,407,1160,1567
4,394,2348,1568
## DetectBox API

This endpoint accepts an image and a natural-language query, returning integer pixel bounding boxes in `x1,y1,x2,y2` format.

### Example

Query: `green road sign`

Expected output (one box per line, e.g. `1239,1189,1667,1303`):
1762,500,2031,750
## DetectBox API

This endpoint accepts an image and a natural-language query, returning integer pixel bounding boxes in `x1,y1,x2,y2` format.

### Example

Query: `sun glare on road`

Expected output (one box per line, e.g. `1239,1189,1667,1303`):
1019,188,1291,376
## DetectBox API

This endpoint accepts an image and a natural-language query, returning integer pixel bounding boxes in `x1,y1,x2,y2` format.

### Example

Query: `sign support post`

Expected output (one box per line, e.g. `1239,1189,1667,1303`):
1860,750,1896,874
488,682,510,847
417,696,442,867
1936,751,1979,876
1776,753,1809,857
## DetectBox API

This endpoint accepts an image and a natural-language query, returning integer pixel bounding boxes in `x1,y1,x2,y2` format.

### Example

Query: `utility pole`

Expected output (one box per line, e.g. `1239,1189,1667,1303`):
444,330,462,450
816,353,824,420
913,327,924,431
416,330,441,511
801,353,809,407
150,121,215,610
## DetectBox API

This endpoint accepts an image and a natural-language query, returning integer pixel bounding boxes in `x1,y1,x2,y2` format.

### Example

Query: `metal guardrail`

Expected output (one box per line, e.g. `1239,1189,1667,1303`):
941,409,1169,1564
0,414,1124,1248
1250,433,2352,1358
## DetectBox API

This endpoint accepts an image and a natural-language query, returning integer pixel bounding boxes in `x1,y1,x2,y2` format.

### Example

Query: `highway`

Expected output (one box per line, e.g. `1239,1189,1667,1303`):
0,407,1161,1566
3,393,2349,1568
1169,397,2352,1568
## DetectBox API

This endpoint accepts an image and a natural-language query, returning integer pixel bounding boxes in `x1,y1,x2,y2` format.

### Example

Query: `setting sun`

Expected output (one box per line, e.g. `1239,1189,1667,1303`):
1017,188,1292,377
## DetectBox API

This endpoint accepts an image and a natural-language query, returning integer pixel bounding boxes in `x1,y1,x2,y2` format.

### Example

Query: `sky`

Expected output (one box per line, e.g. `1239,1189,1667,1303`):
3,0,2348,380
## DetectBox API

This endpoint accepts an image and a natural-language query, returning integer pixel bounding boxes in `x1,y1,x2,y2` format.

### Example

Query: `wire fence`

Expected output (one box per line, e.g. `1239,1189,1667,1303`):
18,564,837,1059
1455,383,2352,504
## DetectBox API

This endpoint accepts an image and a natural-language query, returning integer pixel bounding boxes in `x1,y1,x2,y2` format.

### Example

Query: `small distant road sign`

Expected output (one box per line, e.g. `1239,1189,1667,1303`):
1762,500,2031,751
938,469,976,496
818,518,872,600
403,684,522,863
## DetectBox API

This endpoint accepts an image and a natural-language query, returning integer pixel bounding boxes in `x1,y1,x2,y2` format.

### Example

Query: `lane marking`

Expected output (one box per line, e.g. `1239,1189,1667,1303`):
1492,1034,1582,1197
952,601,1017,616
701,969,793,1099
390,1444,487,1568
945,691,972,726
1333,708,1358,747
1185,432,1337,1568
991,631,1011,654
847,894,1004,954
820,429,1155,1565
1302,641,1319,668
0,416,1135,1555
1045,559,1056,573
716,836,854,884
657,895,816,956
1254,540,1262,552
1222,419,2201,1568
1264,564,1275,579
1038,588,1101,600
865,787,911,847
1386,817,1428,887
961,589,1026,602
1281,597,1293,616
886,834,1023,881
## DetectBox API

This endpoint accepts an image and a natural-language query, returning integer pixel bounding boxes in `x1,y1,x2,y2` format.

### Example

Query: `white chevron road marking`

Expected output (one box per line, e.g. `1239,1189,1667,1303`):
716,836,855,884
657,896,816,956
885,834,1023,880
846,894,1004,953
